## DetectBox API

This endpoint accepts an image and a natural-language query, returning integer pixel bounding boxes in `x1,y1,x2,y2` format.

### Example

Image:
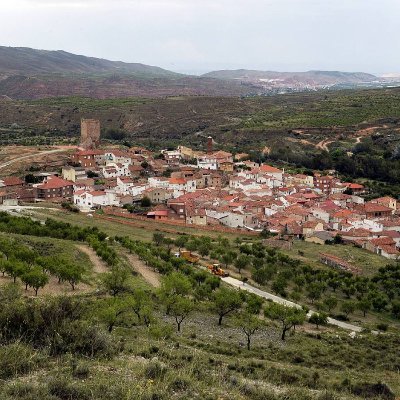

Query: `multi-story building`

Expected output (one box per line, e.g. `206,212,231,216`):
35,176,74,201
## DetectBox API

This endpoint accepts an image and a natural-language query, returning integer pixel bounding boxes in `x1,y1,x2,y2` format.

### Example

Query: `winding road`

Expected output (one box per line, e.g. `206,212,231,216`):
222,276,363,332
0,146,77,170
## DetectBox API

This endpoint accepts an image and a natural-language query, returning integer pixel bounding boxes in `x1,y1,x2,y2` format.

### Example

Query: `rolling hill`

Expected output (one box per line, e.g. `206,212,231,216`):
202,69,379,88
0,46,396,99
0,46,180,78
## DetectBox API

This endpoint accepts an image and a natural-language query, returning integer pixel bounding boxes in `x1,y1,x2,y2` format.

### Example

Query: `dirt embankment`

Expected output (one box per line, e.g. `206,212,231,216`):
75,244,109,274
124,251,161,288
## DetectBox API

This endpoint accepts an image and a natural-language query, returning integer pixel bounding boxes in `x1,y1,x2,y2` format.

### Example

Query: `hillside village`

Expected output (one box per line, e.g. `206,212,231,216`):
1,119,399,261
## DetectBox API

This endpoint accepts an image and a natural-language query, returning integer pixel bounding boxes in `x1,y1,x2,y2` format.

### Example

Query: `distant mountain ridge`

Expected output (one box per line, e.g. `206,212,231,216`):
0,46,395,99
202,69,378,85
0,46,180,77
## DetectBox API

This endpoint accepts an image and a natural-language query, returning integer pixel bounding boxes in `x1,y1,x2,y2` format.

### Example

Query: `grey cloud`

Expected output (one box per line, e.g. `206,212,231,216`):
2,0,399,74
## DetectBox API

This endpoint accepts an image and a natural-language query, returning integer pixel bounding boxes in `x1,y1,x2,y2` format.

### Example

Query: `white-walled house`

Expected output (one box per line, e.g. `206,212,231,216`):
104,151,132,165
102,163,131,178
74,190,119,210
310,208,331,224
197,155,218,170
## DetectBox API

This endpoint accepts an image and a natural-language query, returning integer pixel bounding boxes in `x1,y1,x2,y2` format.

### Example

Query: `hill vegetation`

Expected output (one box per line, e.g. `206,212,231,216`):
202,69,378,85
0,212,399,399
0,46,180,77
0,46,396,100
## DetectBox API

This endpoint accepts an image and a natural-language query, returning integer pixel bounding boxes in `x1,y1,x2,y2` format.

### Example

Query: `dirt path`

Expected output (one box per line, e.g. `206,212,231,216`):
0,146,77,170
316,138,334,151
124,252,161,288
75,244,109,274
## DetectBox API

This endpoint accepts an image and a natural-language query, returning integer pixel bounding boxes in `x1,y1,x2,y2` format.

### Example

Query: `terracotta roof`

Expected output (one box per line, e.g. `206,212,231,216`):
364,203,392,213
90,191,106,196
147,210,168,216
370,237,396,246
36,176,73,190
378,245,399,255
168,178,186,185
1,177,24,186
346,183,364,189
259,164,282,173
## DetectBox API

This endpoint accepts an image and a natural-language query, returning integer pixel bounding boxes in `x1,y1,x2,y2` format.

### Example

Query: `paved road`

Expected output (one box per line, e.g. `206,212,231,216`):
0,205,59,212
222,276,363,333
0,147,76,170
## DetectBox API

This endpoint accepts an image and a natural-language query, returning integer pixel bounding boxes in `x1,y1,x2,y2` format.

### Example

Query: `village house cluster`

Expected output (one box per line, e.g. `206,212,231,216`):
1,127,399,260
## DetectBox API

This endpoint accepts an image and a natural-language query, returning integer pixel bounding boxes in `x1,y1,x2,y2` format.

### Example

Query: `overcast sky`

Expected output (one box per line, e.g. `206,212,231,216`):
2,0,399,74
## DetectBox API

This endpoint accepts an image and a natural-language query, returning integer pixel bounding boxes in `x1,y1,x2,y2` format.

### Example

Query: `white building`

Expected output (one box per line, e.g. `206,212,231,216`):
73,190,119,210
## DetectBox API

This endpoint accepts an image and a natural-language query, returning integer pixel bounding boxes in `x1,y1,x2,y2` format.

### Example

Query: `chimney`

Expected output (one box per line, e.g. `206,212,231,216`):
207,136,213,154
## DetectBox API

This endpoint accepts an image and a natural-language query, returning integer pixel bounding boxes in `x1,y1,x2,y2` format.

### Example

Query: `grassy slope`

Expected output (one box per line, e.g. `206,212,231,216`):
0,88,400,151
2,292,400,399
0,214,399,399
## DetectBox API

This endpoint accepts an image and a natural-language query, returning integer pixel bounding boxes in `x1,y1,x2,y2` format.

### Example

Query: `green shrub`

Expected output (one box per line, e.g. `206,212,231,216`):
0,343,42,379
3,382,54,400
48,376,91,400
376,323,389,332
71,362,90,379
144,361,167,380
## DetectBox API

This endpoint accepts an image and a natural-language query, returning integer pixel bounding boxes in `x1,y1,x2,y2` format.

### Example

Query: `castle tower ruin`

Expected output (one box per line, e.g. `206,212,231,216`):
80,118,100,150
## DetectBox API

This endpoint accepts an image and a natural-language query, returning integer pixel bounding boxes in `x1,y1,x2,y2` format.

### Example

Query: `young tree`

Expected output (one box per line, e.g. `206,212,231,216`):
328,278,341,292
323,295,338,312
21,267,49,295
159,272,192,314
198,243,210,257
306,282,323,304
245,293,264,315
341,301,356,317
271,277,288,297
103,266,130,296
130,288,153,324
174,235,188,250
391,301,400,319
371,294,388,312
358,298,372,317
342,282,356,299
252,266,273,285
170,296,193,332
212,287,243,325
59,264,84,290
153,232,165,247
0,258,9,276
308,312,328,329
4,260,27,283
99,298,128,333
234,254,250,274
235,311,262,350
221,252,235,268
264,303,306,341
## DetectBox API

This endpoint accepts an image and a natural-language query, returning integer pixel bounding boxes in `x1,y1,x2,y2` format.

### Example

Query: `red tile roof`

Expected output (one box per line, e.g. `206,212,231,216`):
259,164,282,173
1,177,24,186
36,176,73,190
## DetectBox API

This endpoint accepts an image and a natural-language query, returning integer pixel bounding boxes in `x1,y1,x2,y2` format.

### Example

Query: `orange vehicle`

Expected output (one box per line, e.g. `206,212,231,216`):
179,251,199,264
207,263,229,277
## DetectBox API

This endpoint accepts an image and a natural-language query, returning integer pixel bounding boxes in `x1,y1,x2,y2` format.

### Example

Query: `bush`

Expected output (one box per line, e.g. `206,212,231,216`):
48,376,91,400
144,361,167,380
376,323,389,332
71,362,90,379
3,382,53,400
169,377,190,391
0,343,41,379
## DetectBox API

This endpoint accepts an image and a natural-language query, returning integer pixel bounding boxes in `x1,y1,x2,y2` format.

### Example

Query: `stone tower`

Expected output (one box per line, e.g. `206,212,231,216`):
80,118,100,150
207,136,213,154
